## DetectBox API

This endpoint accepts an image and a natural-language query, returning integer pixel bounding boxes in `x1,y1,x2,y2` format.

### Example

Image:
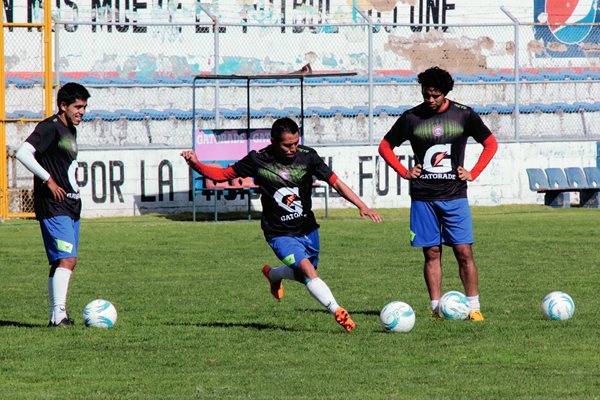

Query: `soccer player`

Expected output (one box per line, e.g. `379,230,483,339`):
378,67,498,321
15,82,90,327
181,117,381,332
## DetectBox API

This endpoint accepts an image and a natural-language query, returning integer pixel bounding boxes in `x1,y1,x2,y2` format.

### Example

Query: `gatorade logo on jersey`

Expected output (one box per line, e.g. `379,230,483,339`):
545,0,596,44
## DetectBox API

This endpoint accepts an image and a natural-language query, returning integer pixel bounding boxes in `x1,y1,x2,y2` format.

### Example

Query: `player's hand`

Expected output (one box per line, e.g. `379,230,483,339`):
406,164,422,180
457,166,473,181
180,150,199,166
359,207,382,223
46,177,66,202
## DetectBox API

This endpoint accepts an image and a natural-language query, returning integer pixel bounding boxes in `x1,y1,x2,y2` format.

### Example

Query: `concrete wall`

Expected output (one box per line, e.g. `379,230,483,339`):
75,141,598,217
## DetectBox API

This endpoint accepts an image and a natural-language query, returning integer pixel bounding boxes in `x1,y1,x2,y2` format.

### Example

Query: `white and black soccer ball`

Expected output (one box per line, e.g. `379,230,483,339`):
380,301,416,333
541,291,575,321
83,299,118,328
439,291,469,320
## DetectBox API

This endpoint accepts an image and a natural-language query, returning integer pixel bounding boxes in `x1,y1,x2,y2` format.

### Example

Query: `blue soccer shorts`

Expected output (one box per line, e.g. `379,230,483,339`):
39,216,80,263
410,198,473,247
267,229,320,270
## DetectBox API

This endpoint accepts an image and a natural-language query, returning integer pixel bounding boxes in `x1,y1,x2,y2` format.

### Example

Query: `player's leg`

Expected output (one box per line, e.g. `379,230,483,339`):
263,233,316,300
439,199,484,320
40,216,80,327
266,230,355,331
411,201,444,316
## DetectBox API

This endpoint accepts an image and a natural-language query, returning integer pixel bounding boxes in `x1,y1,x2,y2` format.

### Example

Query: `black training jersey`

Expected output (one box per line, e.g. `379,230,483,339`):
232,144,334,239
26,114,81,220
384,100,493,201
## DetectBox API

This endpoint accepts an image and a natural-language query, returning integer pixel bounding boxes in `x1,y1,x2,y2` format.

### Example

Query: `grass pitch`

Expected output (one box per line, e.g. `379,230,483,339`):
1,205,599,399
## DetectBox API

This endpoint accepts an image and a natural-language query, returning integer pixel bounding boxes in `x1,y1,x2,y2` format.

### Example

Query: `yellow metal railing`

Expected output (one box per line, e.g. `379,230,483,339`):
1,1,53,219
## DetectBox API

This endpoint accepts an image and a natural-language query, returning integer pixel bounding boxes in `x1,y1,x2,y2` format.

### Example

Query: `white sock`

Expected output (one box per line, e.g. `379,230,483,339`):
467,295,480,311
268,266,296,282
306,277,339,314
52,267,72,322
48,277,54,323
431,299,440,311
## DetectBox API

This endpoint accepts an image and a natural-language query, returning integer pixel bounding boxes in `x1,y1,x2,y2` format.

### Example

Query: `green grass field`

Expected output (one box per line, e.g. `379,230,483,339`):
1,205,599,399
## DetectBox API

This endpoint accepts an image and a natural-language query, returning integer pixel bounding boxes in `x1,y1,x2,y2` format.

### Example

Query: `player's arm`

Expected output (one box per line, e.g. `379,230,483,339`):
15,142,66,201
378,138,422,179
180,150,238,181
328,174,382,223
457,134,498,181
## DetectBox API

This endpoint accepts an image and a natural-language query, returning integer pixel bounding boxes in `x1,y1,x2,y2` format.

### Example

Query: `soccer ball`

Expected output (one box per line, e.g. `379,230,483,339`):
83,299,118,328
380,301,416,333
439,291,469,320
541,291,575,321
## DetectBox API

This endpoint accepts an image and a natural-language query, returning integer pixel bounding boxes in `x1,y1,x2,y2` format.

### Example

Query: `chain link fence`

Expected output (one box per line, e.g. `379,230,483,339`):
3,15,600,214
4,25,47,214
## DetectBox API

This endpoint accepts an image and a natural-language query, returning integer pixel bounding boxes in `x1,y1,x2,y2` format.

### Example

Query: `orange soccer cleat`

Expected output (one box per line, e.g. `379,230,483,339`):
262,265,284,301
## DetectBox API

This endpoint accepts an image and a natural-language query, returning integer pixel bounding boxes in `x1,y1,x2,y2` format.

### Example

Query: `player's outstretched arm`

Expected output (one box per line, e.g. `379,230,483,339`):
180,150,238,182
330,179,382,223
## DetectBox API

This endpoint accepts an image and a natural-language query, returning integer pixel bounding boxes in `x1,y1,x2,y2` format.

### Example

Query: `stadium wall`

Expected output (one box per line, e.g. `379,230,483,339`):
77,141,597,217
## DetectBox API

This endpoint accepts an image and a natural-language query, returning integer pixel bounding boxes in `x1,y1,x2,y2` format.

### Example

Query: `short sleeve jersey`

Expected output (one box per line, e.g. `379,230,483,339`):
232,144,334,239
25,114,81,220
383,100,493,201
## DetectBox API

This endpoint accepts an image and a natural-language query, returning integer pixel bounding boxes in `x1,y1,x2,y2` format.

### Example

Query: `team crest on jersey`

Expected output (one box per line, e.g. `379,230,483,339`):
279,170,290,181
432,125,444,137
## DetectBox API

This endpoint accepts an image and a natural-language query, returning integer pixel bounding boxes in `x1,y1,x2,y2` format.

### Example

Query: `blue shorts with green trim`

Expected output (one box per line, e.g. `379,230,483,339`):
410,198,473,247
267,229,320,270
39,216,80,263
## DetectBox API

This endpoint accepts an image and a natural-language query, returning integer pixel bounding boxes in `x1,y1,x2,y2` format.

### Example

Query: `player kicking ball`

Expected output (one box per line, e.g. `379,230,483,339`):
182,117,381,332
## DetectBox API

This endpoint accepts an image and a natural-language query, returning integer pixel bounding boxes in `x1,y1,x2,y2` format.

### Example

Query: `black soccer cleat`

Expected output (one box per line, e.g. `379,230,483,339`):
48,317,75,328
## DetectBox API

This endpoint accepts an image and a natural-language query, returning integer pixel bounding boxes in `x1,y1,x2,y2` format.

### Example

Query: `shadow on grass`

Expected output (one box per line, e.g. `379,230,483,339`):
0,320,45,328
168,321,297,332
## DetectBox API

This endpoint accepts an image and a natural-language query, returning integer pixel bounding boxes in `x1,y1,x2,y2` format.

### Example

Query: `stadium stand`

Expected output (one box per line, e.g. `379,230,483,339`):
526,167,600,208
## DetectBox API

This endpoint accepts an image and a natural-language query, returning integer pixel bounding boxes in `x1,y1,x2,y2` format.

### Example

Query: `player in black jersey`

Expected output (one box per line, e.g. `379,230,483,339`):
378,67,498,321
182,118,381,332
16,82,90,327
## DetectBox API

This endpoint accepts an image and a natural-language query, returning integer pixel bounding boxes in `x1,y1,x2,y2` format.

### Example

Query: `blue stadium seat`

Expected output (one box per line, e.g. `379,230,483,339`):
372,75,393,84
545,168,569,189
303,77,325,85
374,105,407,116
526,168,550,191
194,108,216,119
350,75,371,83
389,74,416,83
564,167,589,189
472,105,493,115
583,167,600,188
114,109,146,121
566,167,600,207
140,109,170,120
94,109,122,121
261,107,288,118
526,168,569,208
218,108,244,119
167,108,194,119
7,77,35,88
519,72,544,82
489,104,515,114
11,110,43,119
336,106,360,117
305,107,337,118
323,76,349,84
518,104,538,114
553,103,579,113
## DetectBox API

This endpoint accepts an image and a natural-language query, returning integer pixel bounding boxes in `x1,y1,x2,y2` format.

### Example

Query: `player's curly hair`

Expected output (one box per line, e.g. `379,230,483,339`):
271,117,299,141
417,67,454,95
